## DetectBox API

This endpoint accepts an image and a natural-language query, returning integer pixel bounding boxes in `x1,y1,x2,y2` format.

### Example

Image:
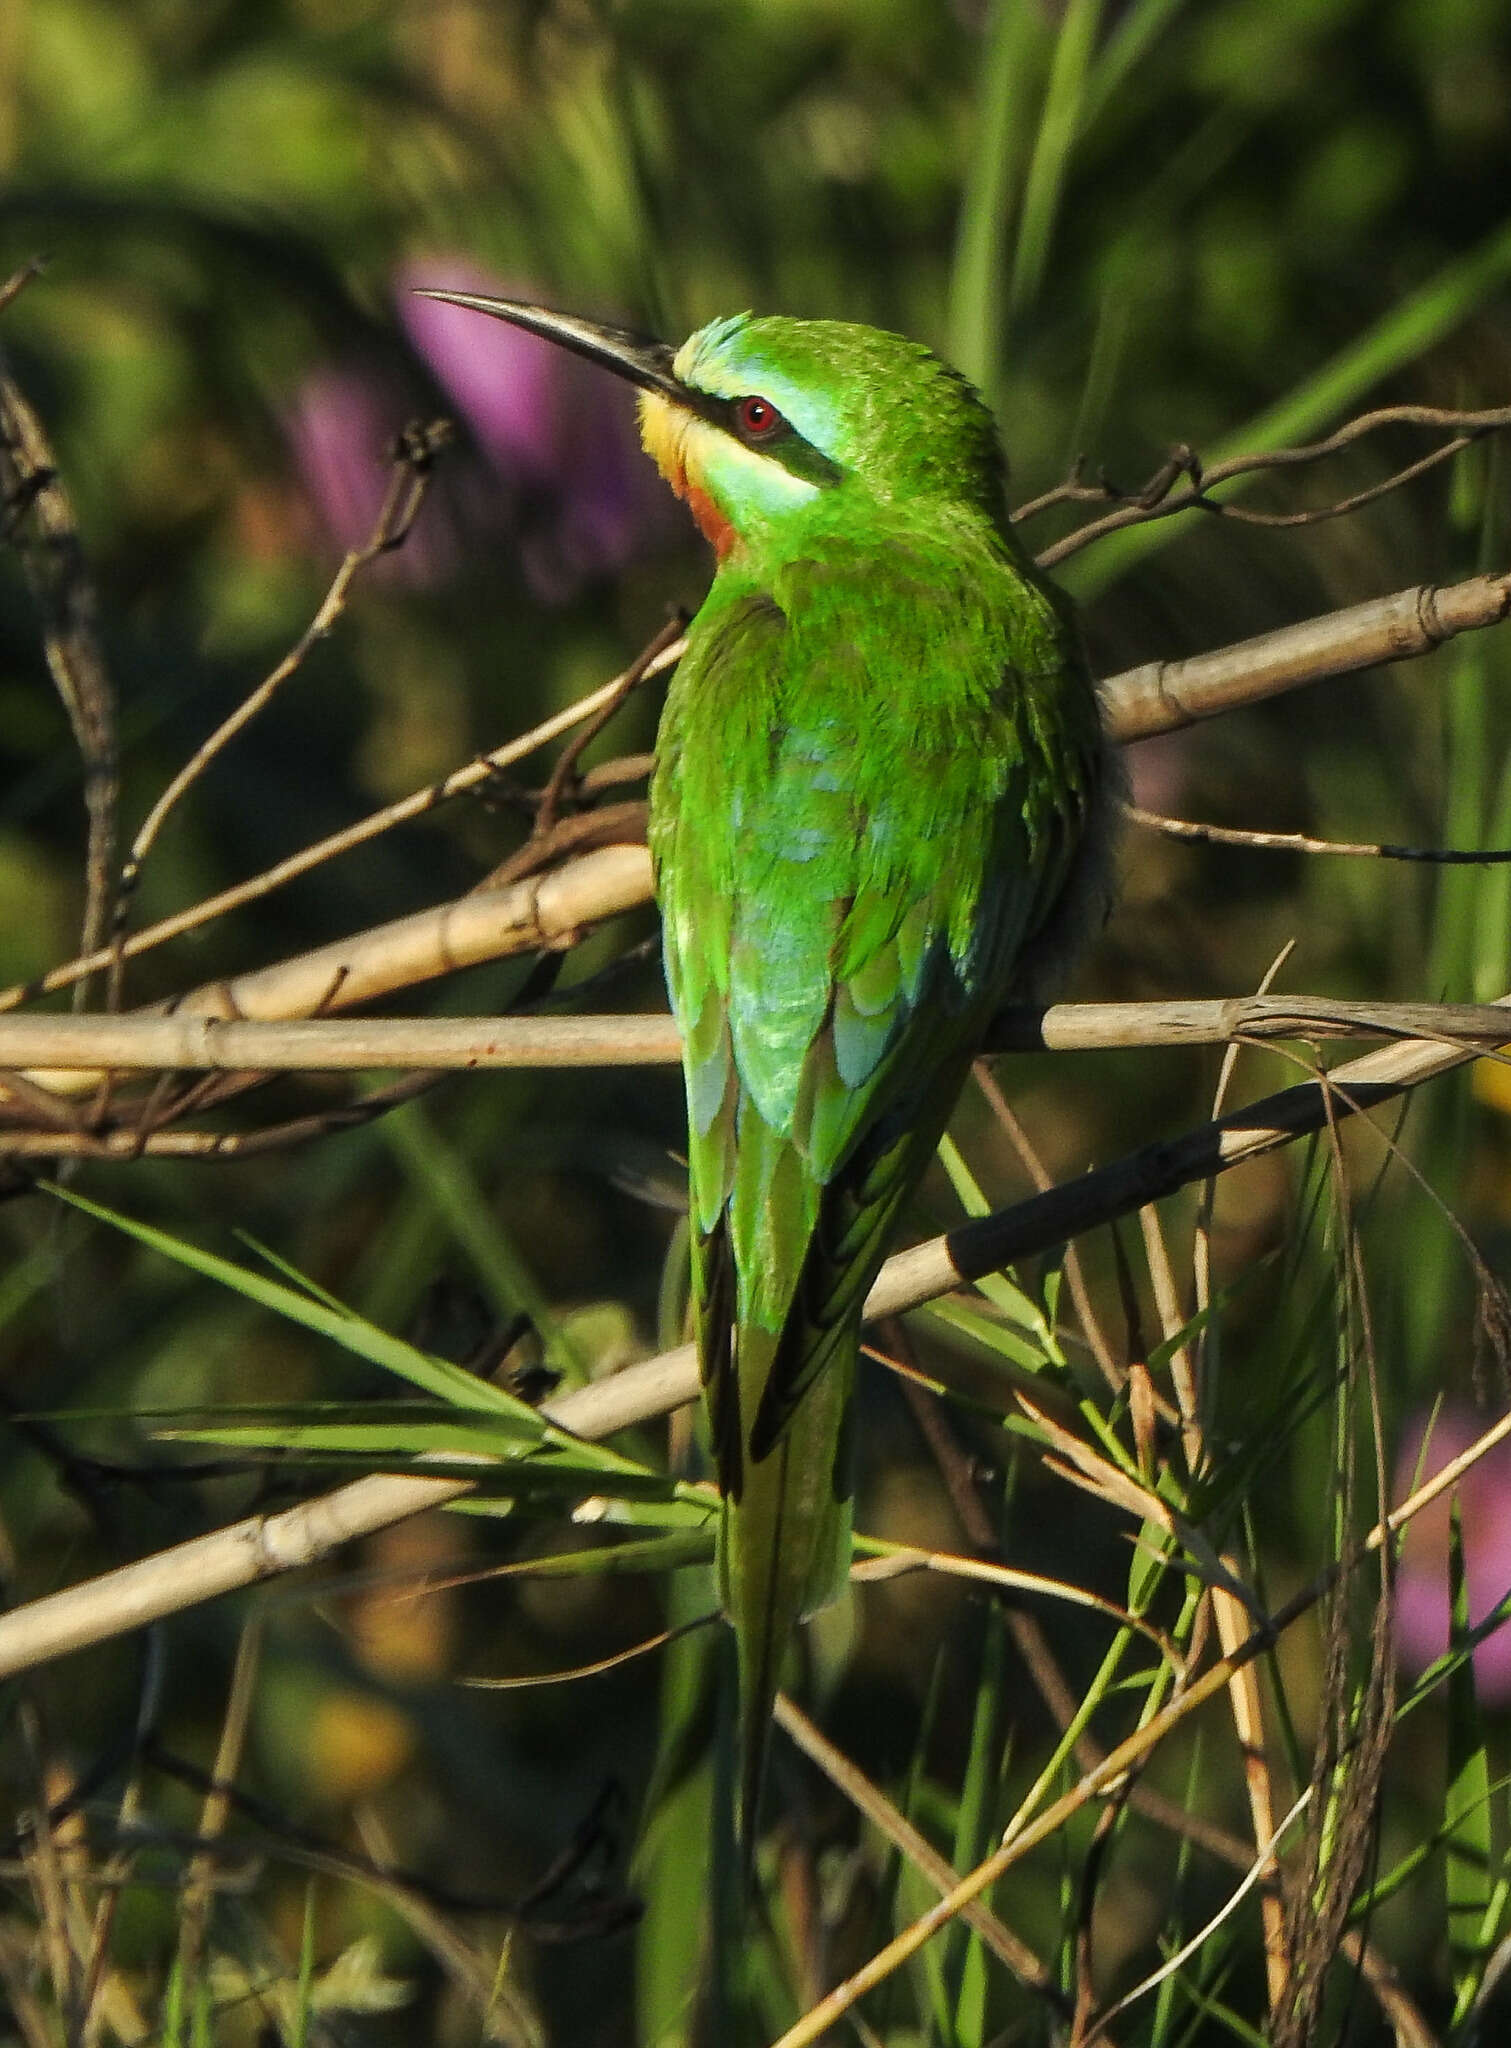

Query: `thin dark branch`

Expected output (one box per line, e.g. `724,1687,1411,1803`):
0,257,48,320
533,611,685,836
1022,404,1511,567
0,334,118,1001
1129,805,1511,864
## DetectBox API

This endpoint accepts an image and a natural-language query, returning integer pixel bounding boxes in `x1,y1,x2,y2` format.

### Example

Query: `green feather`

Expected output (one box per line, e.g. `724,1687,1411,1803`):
416,295,1110,1863
651,502,1105,1850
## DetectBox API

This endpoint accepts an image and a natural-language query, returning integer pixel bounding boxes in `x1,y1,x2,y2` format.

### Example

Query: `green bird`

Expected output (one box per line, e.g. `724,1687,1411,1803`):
418,290,1113,1849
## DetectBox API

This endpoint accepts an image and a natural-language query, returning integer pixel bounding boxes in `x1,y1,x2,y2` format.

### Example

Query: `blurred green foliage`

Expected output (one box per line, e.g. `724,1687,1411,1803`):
3,0,1511,2042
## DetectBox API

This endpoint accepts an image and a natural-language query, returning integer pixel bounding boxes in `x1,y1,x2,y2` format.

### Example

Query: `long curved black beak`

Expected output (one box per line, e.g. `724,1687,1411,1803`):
411,290,687,403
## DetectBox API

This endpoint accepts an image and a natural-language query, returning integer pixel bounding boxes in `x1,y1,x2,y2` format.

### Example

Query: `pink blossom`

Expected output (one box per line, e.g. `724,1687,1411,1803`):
395,256,672,598
1393,1403,1511,1703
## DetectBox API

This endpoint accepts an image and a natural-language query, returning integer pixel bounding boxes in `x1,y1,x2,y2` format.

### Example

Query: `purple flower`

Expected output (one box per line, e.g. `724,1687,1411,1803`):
286,261,676,602
395,256,674,600
395,258,563,484
1393,1403,1511,1703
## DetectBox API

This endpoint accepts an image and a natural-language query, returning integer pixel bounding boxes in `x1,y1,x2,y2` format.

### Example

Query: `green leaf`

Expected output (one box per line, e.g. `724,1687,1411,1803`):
920,1295,1060,1379
45,1181,540,1425
948,0,1050,397
1008,0,1106,320
158,1410,712,1520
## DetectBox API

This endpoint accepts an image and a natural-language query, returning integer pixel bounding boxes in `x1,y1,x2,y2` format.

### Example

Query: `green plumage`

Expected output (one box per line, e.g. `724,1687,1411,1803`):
644,318,1110,1852
418,287,1110,1858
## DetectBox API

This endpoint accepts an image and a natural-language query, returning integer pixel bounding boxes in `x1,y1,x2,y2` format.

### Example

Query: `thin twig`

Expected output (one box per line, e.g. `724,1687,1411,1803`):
0,642,684,1018
1024,404,1511,566
532,612,684,837
1085,1792,1313,2045
0,258,47,320
1130,804,1511,863
771,1694,1060,2001
114,420,451,964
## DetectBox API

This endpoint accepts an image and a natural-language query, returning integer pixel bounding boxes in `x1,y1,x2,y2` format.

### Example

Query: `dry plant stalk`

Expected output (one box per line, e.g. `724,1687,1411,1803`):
0,564,1505,1056
4,979,1511,1682
2,992,1510,1095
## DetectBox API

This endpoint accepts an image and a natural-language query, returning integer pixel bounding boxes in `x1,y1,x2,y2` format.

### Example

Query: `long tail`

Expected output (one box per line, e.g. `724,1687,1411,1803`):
721,1331,854,1861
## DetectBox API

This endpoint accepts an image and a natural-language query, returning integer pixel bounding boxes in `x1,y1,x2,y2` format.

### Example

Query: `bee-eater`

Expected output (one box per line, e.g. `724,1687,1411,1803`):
417,290,1113,1851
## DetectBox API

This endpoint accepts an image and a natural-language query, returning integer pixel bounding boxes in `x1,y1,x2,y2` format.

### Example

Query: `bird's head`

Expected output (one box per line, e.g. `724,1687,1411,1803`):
412,293,1009,561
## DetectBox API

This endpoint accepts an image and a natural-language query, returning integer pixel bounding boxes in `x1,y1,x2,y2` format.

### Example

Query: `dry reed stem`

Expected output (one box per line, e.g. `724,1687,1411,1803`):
2,995,1509,1102
777,1389,1500,2047
175,1614,263,1986
771,1694,1056,1997
2,985,1508,1681
1183,943,1297,2017
0,565,1503,1043
0,644,683,1019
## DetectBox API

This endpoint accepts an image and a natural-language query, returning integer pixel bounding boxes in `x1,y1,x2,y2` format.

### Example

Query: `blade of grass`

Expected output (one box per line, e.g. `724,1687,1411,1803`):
1080,0,1190,126
1007,0,1106,321
947,0,1050,397
949,1604,1011,2047
45,1182,543,1424
293,1879,316,2048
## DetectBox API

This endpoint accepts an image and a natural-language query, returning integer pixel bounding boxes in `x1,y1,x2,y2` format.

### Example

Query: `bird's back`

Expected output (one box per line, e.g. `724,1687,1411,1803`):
650,502,1108,1845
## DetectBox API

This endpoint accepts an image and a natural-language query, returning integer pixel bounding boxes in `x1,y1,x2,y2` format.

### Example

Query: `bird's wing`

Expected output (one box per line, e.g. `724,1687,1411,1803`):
651,541,1098,1486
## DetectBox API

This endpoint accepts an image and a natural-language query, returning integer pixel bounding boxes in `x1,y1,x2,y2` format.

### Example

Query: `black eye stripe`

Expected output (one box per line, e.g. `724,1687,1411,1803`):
690,387,843,488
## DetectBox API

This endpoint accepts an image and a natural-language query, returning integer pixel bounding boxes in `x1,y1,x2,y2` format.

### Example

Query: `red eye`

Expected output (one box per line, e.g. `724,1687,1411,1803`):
735,394,785,441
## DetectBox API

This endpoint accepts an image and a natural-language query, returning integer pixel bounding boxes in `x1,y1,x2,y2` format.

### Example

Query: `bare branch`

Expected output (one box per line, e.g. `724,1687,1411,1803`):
115,420,451,944
0,643,684,1019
